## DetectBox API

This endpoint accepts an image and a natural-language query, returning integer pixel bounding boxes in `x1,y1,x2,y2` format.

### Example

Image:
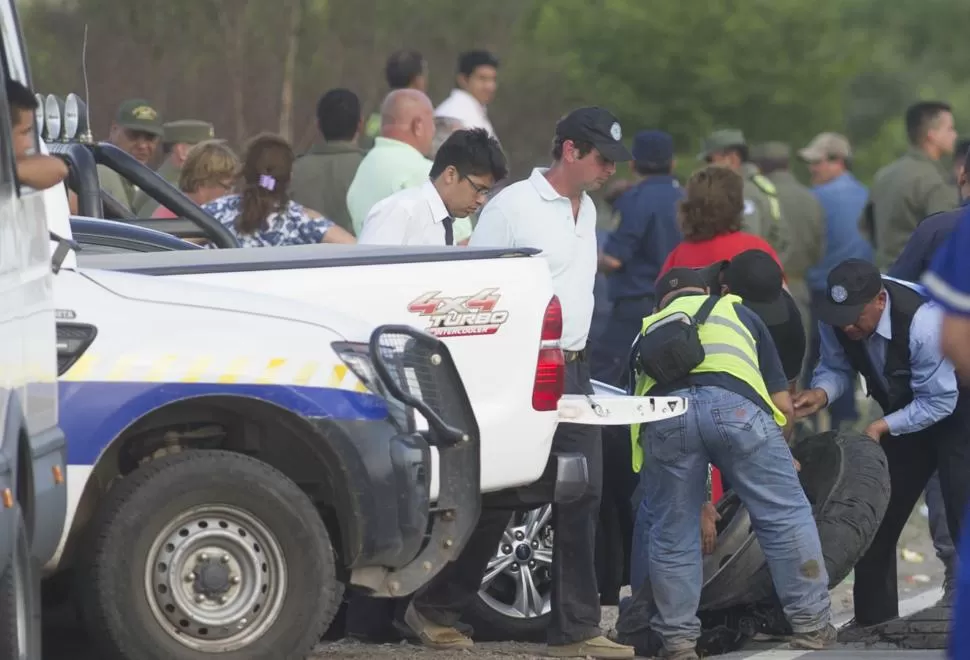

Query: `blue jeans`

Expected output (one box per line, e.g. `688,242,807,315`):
638,386,831,651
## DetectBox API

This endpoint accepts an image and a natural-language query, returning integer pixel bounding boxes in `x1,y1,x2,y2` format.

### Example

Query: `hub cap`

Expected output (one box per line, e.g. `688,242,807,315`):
478,505,553,619
144,505,287,652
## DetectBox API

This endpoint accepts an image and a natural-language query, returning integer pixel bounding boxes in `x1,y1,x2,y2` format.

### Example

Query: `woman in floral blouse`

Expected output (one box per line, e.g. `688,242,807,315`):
203,133,355,246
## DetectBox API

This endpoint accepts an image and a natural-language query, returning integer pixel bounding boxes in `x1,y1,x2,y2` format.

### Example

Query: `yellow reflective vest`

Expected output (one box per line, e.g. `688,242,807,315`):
630,294,787,473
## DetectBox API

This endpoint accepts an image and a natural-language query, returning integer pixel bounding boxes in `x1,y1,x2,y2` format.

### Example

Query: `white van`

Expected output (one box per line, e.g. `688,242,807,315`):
0,1,68,656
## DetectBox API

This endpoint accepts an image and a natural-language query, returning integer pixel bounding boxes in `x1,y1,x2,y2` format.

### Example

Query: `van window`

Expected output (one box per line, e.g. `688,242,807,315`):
0,68,16,192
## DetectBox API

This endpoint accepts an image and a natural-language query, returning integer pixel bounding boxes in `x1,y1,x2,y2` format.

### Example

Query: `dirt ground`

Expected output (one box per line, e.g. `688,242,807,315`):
304,507,946,659
42,497,946,659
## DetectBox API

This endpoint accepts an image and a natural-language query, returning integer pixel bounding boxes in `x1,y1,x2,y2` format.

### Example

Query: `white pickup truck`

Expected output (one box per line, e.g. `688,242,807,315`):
36,109,687,658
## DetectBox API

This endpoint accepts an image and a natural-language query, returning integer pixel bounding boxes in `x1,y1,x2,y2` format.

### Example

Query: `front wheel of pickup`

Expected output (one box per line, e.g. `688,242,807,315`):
76,450,343,660
0,507,40,660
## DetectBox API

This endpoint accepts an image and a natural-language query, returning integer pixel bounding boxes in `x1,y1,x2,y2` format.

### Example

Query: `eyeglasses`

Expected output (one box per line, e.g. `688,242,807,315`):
461,173,492,197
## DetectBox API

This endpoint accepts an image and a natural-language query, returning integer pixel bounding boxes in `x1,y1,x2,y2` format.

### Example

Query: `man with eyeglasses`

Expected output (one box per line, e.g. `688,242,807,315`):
98,98,164,211
357,128,505,246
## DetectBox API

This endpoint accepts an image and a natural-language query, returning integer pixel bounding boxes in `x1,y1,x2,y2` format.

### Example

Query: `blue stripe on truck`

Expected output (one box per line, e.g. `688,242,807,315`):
59,380,388,465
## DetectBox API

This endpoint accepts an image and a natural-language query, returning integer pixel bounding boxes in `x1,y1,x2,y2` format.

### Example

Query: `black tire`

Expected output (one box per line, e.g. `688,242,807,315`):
75,449,343,660
617,430,890,653
0,507,41,660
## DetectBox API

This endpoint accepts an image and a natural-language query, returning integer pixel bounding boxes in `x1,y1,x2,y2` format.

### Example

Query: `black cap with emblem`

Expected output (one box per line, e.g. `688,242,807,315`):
813,258,883,327
555,106,633,162
655,268,710,306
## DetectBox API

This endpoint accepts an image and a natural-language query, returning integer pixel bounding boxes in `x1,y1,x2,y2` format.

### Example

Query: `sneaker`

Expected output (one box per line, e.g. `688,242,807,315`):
402,602,473,650
790,623,837,650
546,635,635,658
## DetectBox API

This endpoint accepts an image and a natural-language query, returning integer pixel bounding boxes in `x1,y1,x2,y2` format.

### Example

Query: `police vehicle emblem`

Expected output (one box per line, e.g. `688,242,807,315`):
610,122,622,140
831,285,848,303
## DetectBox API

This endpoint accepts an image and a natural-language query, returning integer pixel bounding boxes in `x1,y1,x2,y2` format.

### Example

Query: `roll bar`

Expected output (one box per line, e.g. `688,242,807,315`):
48,142,238,249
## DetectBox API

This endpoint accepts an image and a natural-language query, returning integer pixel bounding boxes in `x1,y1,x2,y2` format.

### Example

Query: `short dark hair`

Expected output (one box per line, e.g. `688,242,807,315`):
905,101,952,145
315,88,360,141
385,50,425,89
430,128,507,182
551,136,594,161
6,78,37,116
458,50,499,77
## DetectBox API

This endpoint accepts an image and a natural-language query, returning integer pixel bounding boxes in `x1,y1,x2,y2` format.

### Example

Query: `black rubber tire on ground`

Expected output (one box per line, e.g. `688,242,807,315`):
74,449,343,660
616,430,891,656
0,507,41,659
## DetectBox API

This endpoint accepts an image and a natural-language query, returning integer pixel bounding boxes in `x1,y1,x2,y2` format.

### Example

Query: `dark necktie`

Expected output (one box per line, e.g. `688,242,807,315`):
442,216,454,246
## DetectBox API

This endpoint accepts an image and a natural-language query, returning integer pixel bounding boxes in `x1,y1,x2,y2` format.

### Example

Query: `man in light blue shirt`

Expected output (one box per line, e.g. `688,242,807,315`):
794,258,969,630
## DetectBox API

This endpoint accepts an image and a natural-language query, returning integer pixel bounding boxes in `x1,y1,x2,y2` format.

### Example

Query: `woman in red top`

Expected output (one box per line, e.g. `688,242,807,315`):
659,165,783,503
660,165,782,274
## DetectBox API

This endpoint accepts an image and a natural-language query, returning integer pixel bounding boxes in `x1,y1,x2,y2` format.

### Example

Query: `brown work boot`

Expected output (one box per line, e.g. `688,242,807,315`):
402,602,473,650
546,635,635,658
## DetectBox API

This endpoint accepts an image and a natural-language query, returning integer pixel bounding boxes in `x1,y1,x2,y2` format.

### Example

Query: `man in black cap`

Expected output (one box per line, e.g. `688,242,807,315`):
720,250,806,385
794,259,970,629
462,107,634,658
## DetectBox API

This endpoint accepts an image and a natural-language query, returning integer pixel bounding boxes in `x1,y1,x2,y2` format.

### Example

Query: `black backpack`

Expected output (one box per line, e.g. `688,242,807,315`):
634,295,720,387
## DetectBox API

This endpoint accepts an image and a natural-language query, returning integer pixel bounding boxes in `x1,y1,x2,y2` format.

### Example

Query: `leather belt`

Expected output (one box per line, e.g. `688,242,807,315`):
563,348,587,363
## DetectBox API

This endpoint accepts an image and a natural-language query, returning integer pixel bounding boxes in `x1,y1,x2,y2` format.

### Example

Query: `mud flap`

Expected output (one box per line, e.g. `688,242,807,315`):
351,325,481,599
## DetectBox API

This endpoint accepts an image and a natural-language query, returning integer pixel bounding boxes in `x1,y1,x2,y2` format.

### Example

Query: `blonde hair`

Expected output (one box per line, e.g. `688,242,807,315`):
178,140,239,193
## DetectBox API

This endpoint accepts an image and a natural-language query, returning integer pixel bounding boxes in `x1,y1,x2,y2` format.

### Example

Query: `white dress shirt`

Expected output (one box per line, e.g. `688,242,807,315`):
357,181,454,246
469,168,598,350
435,89,497,140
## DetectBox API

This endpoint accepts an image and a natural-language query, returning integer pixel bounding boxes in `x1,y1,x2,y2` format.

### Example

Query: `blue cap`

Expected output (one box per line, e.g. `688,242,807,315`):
632,130,674,166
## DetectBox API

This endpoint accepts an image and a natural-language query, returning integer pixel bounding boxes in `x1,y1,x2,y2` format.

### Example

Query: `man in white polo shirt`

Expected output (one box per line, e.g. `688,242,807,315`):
358,128,506,246
470,107,634,658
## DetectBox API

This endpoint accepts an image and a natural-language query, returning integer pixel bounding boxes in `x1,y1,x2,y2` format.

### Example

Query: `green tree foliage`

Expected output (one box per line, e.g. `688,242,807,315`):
16,0,970,182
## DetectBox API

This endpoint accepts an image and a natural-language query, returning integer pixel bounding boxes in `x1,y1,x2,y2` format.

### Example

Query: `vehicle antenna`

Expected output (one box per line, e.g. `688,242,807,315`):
79,24,93,144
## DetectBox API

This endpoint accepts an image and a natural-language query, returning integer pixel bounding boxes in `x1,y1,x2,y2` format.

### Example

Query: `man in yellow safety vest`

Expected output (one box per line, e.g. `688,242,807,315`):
625,267,834,660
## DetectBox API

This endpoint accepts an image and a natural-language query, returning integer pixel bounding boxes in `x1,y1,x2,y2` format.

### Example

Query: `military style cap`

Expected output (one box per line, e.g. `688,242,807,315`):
799,132,852,162
632,130,674,166
556,106,633,162
813,258,882,327
164,119,216,145
750,141,791,162
698,129,746,160
115,99,163,136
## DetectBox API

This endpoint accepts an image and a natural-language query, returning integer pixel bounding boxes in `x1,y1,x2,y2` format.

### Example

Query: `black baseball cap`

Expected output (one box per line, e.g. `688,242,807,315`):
555,106,633,162
813,258,882,327
655,268,709,305
723,250,789,325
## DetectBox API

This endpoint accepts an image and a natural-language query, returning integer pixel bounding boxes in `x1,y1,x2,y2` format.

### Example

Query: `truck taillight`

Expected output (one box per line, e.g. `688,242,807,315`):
532,296,565,411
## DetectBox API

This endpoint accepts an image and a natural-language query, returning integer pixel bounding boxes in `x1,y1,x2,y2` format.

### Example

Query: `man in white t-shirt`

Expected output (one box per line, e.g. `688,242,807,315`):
405,107,635,659
435,50,499,141
358,128,506,246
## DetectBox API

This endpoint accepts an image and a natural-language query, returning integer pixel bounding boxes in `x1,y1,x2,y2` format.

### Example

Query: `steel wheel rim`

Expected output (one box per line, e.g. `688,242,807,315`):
478,505,553,619
143,504,287,652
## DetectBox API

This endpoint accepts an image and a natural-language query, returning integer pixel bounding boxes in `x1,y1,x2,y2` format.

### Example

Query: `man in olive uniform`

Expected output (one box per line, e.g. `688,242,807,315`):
699,129,790,258
751,141,825,346
98,99,164,211
864,101,959,271
132,119,215,216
